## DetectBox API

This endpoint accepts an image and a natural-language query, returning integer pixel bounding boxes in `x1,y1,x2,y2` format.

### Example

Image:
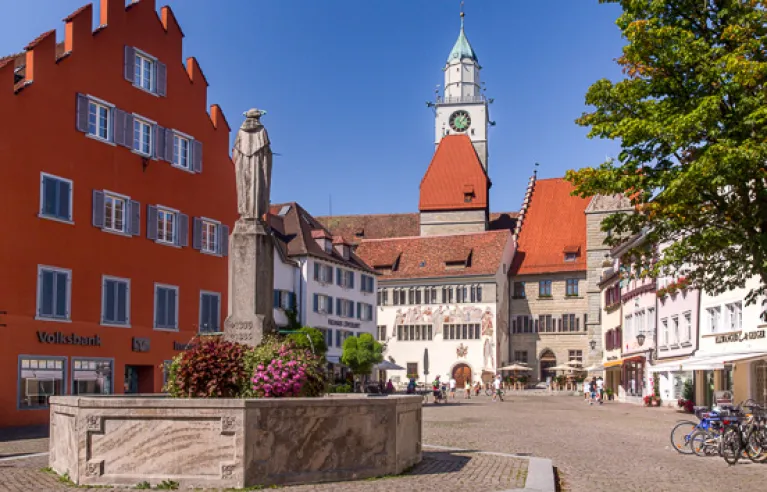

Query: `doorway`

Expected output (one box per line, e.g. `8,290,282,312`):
452,364,472,389
539,349,556,382
124,365,155,394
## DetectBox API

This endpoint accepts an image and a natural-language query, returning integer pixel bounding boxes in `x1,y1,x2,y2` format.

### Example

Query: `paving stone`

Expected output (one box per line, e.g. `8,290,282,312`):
3,393,762,491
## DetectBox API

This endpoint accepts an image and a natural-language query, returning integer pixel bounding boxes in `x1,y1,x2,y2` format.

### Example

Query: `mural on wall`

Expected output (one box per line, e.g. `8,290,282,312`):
456,343,468,358
393,305,494,336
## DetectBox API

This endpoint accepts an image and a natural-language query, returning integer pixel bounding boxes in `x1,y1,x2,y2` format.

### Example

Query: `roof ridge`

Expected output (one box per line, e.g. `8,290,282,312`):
361,229,508,243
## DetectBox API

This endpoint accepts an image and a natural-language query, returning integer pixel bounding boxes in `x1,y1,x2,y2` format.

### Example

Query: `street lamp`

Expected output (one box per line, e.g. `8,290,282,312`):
636,333,646,346
589,340,597,350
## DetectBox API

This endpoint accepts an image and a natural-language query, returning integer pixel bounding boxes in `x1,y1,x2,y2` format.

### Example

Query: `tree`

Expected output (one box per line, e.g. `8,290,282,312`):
341,333,383,391
282,308,328,357
567,0,767,306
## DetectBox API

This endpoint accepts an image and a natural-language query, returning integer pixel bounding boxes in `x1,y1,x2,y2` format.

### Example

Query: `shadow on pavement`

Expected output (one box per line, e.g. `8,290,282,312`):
405,451,472,476
0,426,49,443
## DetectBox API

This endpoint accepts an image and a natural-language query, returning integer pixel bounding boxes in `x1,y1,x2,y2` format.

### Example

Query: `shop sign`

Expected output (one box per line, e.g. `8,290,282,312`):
37,331,101,346
132,337,150,352
328,319,361,329
173,341,197,351
715,330,766,344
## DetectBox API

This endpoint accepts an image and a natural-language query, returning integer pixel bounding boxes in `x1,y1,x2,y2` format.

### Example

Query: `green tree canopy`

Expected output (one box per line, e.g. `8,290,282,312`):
287,326,328,357
341,333,384,379
567,0,767,304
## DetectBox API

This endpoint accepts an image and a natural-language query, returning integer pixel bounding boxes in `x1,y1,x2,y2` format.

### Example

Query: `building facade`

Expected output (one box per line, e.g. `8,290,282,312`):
357,231,514,387
268,203,378,369
508,176,594,383
0,0,236,427
691,276,767,406
609,233,657,404
599,258,623,397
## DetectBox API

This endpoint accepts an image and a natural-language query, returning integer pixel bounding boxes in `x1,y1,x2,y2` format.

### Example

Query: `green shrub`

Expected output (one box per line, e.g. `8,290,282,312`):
242,338,326,398
287,326,328,357
165,336,248,398
329,383,352,393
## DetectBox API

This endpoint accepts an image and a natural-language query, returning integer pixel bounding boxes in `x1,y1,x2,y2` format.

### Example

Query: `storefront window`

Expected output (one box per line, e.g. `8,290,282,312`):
624,359,645,397
19,357,65,409
72,359,113,395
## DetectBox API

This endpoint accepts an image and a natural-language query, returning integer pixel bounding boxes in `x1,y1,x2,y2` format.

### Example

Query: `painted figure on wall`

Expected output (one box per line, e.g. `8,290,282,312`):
483,339,494,369
481,307,494,337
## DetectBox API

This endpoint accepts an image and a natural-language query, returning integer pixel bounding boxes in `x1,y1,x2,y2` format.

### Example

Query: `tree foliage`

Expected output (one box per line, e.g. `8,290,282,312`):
567,0,767,304
287,326,328,357
341,333,383,382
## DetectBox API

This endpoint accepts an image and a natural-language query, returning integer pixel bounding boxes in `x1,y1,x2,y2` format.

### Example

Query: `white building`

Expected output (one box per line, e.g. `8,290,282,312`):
268,203,378,367
690,276,767,405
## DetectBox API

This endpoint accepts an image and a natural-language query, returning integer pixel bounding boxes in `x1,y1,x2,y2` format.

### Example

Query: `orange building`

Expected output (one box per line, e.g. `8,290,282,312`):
0,0,236,428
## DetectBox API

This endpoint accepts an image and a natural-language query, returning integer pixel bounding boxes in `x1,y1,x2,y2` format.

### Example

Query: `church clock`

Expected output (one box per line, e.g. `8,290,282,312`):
449,110,471,132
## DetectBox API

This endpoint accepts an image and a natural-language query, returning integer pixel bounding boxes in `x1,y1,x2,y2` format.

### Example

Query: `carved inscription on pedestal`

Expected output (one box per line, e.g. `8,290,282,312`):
224,320,254,344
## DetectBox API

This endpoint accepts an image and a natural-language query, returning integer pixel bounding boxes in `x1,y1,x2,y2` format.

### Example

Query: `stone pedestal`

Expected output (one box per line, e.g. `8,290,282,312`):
224,218,274,346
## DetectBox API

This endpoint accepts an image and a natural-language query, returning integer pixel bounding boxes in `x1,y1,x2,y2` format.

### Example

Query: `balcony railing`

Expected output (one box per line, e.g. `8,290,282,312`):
436,95,487,105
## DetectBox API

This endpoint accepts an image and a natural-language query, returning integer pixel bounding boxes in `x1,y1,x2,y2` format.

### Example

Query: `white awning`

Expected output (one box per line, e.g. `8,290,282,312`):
327,356,341,364
652,352,767,372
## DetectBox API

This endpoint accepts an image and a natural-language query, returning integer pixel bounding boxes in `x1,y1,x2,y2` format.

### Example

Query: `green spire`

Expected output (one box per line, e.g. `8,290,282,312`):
447,12,477,63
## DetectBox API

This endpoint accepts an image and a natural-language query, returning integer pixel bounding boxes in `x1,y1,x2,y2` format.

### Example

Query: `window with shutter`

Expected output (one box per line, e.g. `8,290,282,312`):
87,99,112,141
177,214,189,247
192,140,203,173
103,193,127,233
102,276,130,326
156,60,167,96
37,265,71,320
154,284,179,330
40,173,73,223
132,116,153,156
199,292,221,333
220,225,229,257
172,133,191,170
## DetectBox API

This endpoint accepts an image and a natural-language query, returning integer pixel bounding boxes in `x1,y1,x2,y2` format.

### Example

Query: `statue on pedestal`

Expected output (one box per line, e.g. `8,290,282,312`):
232,108,271,223
224,109,276,346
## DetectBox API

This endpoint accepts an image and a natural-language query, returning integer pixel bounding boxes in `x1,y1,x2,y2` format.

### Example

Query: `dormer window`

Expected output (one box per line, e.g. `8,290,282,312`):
311,229,332,253
564,245,580,262
332,236,351,260
463,184,475,203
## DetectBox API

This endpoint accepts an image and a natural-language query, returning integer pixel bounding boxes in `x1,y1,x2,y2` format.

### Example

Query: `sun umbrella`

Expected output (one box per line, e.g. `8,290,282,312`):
500,364,533,371
547,364,577,372
374,360,405,371
565,360,583,366
584,364,604,372
423,348,429,378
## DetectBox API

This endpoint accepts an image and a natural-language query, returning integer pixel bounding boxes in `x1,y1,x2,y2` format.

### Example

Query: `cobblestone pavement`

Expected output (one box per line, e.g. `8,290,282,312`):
0,433,527,491
423,392,767,492
3,393,764,491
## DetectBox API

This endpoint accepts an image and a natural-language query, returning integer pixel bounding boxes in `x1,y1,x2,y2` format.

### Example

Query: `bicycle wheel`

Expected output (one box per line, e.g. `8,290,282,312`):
670,421,697,454
745,428,767,463
690,431,713,457
720,427,741,465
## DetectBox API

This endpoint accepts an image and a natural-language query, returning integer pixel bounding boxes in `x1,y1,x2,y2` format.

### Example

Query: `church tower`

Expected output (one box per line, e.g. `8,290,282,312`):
419,9,491,237
434,11,489,170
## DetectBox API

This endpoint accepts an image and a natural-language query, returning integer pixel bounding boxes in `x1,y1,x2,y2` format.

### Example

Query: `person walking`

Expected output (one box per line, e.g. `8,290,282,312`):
589,376,597,405
492,374,503,402
596,376,604,405
449,376,457,400
464,380,472,399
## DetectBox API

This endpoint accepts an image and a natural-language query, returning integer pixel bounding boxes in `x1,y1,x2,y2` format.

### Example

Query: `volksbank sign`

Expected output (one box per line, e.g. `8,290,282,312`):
37,331,101,346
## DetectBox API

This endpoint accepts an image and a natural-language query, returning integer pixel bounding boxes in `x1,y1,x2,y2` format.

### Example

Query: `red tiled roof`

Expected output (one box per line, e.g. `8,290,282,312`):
355,230,510,280
267,203,376,274
510,178,590,276
317,211,518,244
63,4,91,22
419,135,490,211
332,235,349,245
25,30,55,51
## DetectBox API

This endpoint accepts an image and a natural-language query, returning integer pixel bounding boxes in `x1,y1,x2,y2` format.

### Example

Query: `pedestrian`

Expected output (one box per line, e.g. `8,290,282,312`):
449,376,457,400
589,376,597,405
406,377,416,394
464,380,471,399
583,379,591,402
432,375,442,403
474,381,481,396
492,374,503,402
386,378,394,394
596,376,604,404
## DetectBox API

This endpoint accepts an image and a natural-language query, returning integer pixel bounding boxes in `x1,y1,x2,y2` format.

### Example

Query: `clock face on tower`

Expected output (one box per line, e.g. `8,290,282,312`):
449,110,471,132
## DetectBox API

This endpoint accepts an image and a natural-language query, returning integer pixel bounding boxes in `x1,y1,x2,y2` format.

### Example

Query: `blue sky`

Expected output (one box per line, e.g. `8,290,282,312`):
1,0,625,216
